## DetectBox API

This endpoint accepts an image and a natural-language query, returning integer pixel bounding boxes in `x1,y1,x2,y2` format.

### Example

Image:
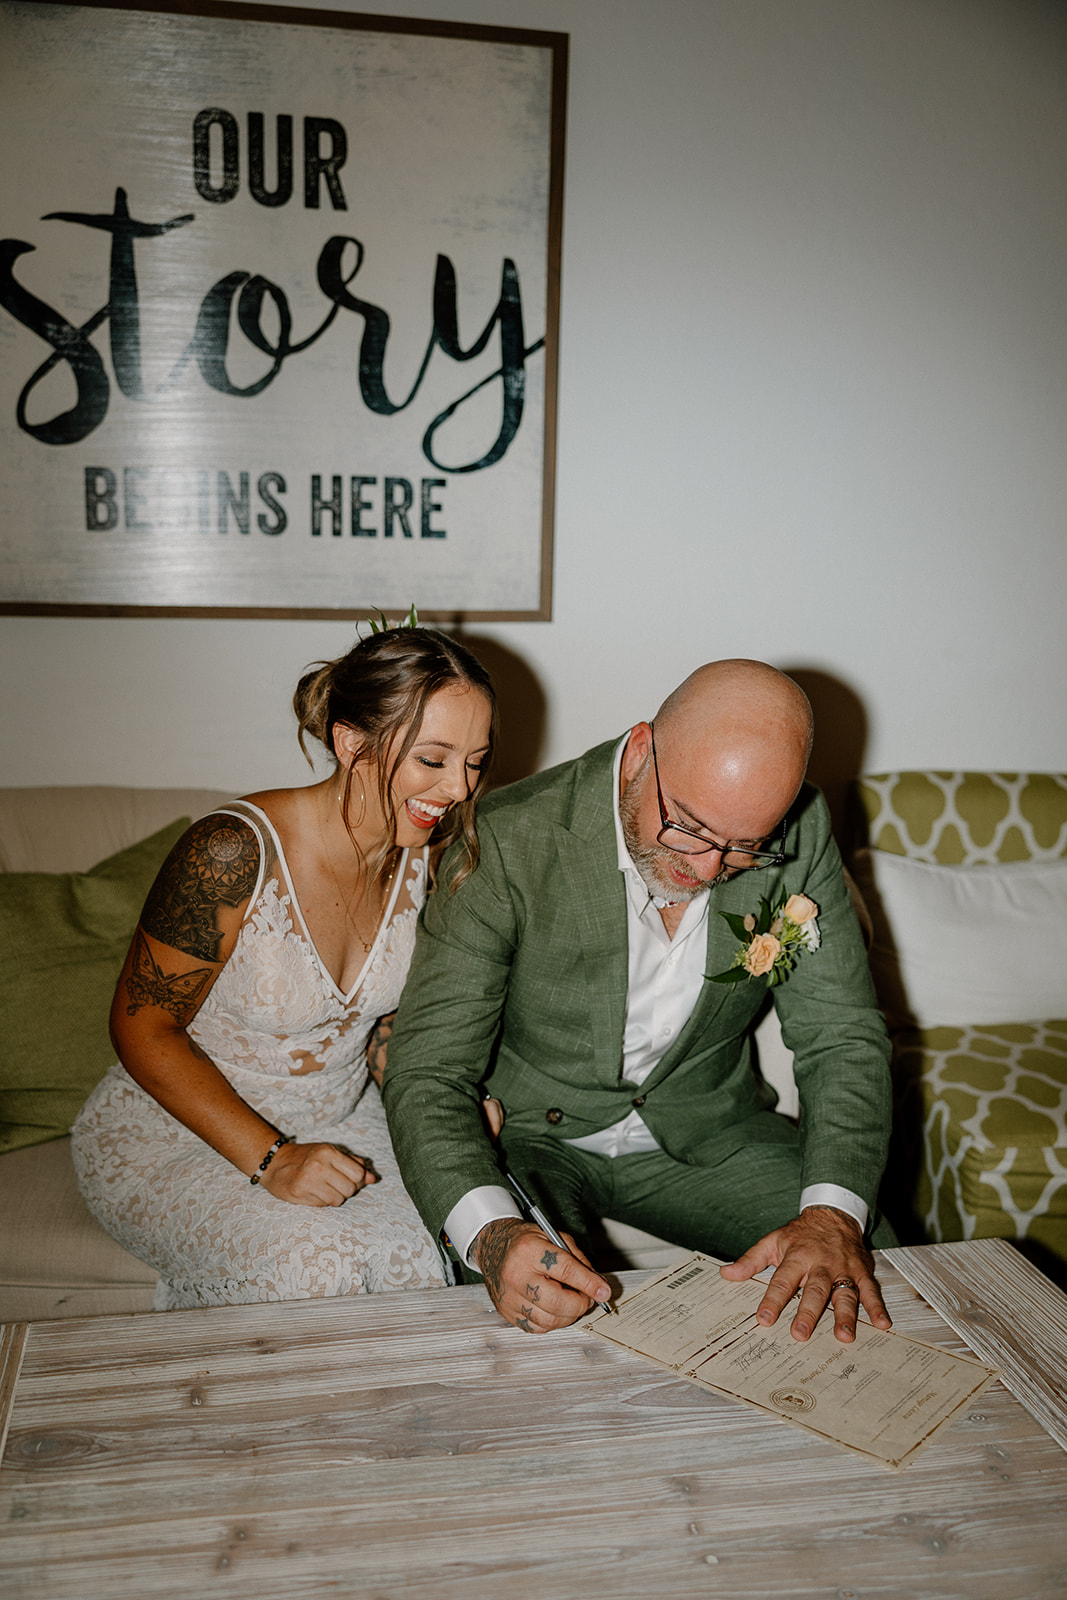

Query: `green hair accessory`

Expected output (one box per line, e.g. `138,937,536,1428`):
365,603,419,635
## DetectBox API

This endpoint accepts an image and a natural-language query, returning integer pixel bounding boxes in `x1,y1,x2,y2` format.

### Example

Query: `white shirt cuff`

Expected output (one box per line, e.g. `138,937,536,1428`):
800,1183,868,1234
443,1185,521,1270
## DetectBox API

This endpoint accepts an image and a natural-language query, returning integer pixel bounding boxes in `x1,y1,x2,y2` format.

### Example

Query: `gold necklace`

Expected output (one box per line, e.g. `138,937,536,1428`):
318,787,396,954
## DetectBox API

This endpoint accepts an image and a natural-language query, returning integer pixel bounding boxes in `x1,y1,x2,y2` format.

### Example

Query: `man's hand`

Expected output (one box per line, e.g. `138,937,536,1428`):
471,1217,612,1332
259,1141,378,1207
720,1205,891,1343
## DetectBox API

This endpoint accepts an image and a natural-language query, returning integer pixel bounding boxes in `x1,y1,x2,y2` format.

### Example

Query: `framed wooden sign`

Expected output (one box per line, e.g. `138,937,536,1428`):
0,0,566,618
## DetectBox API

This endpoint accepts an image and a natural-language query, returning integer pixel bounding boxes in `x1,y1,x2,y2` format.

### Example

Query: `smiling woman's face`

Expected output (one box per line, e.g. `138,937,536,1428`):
375,682,493,849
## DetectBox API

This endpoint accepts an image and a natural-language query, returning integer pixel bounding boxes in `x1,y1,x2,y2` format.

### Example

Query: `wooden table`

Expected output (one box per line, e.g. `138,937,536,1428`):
2,1239,1066,1600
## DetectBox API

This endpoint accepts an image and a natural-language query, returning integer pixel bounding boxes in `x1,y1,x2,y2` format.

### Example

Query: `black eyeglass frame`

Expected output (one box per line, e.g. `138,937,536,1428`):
648,722,789,868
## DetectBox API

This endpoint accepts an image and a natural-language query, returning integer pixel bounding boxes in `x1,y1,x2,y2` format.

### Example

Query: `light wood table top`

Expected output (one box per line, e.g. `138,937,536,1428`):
2,1238,1065,1600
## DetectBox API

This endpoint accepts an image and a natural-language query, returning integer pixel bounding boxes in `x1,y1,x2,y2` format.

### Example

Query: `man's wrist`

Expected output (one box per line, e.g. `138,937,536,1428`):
471,1215,534,1300
799,1182,867,1234
443,1185,522,1268
801,1203,863,1237
470,1215,526,1271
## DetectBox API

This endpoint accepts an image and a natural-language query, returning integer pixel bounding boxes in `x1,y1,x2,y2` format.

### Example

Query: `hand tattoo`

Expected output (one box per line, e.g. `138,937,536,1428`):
125,930,212,1023
141,815,258,962
516,1307,536,1334
473,1217,529,1306
524,1283,542,1303
540,1249,559,1271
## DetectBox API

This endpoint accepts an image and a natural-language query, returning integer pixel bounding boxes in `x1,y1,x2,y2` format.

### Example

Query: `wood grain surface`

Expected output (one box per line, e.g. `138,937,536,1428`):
886,1238,1067,1453
0,1321,28,1466
2,1247,1066,1600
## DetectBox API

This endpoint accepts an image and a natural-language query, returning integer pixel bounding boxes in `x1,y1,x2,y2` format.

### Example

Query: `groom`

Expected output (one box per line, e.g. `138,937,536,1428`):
383,659,894,1344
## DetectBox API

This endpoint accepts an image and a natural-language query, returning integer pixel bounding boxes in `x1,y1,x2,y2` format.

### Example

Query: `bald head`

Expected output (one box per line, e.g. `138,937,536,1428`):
617,660,812,901
653,660,812,841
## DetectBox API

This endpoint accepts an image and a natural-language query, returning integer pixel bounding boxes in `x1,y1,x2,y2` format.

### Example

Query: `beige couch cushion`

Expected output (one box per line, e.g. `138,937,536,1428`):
0,786,232,873
0,1135,158,1322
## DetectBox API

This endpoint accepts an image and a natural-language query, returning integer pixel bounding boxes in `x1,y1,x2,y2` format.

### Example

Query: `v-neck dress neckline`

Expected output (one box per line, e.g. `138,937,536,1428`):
238,798,409,1001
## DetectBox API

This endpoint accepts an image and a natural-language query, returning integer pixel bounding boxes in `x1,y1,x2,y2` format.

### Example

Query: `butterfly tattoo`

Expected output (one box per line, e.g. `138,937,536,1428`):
125,930,213,1024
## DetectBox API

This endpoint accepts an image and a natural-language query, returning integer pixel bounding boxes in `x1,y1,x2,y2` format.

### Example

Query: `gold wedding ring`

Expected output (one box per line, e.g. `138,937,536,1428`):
830,1277,858,1295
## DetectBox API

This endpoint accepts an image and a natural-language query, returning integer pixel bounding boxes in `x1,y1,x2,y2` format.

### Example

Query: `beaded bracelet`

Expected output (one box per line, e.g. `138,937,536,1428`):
249,1133,291,1185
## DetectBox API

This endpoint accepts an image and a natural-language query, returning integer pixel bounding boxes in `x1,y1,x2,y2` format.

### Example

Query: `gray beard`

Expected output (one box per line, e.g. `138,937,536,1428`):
618,771,730,902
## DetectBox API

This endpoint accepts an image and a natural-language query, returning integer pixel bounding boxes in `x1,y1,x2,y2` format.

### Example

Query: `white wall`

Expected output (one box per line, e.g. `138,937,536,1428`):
3,0,1066,794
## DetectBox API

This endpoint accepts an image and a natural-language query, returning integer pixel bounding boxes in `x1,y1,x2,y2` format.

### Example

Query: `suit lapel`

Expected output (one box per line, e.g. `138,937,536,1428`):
548,737,778,1093
553,817,629,1090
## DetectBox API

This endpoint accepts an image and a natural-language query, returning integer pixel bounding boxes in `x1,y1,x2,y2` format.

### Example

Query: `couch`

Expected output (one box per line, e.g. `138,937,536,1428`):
851,771,1067,1281
1,785,697,1323
0,785,233,1321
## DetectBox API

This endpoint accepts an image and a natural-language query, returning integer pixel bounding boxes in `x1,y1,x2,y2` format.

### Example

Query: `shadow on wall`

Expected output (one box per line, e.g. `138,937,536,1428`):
459,634,547,789
780,667,868,850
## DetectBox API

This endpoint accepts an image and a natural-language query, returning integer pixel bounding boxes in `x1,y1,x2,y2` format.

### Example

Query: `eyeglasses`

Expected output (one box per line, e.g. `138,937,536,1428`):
648,723,788,870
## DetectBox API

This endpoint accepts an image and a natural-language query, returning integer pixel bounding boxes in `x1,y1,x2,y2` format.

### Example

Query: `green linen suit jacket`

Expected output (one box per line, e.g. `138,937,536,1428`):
383,736,892,1244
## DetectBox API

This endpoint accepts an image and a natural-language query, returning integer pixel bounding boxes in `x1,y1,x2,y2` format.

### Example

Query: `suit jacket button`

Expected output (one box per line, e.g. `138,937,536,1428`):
546,1108,563,1125
632,1095,645,1108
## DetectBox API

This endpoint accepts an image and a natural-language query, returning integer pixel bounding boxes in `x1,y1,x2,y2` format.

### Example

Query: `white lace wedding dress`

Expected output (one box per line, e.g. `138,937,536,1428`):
72,801,448,1308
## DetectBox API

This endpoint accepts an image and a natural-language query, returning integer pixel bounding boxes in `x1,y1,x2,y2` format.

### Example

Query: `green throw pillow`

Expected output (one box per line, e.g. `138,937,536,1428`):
0,817,190,1154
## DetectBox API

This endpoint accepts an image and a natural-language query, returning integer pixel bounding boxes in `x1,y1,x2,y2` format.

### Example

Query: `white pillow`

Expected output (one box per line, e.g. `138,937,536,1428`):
852,849,1067,1028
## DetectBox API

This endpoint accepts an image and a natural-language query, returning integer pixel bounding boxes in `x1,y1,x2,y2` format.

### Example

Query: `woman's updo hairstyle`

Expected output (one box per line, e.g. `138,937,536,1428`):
293,626,497,890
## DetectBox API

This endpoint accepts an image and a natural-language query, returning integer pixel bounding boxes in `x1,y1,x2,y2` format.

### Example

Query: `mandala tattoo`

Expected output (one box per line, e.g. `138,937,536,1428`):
125,930,213,1023
140,815,258,962
366,1012,395,1087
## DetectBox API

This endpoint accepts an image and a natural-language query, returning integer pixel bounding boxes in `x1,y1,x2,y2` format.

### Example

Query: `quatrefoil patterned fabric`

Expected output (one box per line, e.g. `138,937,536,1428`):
890,1020,1067,1258
856,771,1067,866
855,772,1067,1270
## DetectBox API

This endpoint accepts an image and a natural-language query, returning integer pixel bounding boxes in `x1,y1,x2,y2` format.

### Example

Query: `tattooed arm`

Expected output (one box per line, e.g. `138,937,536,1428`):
470,1217,611,1332
366,1012,394,1088
111,814,374,1208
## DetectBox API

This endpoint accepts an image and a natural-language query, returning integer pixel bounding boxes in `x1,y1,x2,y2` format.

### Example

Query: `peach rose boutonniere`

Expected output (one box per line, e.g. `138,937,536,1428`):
708,889,820,988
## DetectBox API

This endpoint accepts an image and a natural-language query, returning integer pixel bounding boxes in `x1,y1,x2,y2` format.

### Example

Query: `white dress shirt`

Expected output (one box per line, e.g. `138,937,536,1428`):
444,734,867,1267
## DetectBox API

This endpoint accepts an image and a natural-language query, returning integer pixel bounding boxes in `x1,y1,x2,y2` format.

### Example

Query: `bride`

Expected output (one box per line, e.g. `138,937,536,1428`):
72,624,496,1308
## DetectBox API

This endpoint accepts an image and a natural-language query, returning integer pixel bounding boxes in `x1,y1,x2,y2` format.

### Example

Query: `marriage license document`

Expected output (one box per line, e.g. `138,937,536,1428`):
589,1254,997,1469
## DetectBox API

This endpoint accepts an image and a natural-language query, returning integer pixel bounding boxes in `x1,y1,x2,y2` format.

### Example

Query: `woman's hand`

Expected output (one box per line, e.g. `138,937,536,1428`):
257,1141,378,1207
480,1096,505,1140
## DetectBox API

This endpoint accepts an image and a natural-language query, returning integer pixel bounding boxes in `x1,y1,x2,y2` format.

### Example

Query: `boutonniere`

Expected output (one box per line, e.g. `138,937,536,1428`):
708,892,820,987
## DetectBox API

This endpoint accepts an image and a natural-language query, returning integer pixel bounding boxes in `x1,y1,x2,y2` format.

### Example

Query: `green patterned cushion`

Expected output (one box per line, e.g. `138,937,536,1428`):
890,1020,1067,1267
856,772,1067,865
